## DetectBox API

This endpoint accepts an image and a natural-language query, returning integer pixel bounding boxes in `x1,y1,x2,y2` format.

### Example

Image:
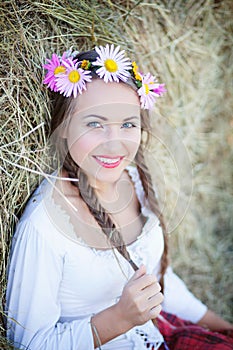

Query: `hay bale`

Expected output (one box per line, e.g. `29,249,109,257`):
124,0,233,321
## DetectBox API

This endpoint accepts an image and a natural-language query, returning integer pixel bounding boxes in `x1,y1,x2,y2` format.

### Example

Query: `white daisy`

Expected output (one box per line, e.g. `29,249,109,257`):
92,44,132,83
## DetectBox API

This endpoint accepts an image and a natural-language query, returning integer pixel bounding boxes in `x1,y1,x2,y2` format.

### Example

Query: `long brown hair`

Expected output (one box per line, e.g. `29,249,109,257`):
49,49,169,291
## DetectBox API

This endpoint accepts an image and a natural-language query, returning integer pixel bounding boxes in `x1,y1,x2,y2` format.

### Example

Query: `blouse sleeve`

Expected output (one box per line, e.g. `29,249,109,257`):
161,266,207,323
6,218,94,350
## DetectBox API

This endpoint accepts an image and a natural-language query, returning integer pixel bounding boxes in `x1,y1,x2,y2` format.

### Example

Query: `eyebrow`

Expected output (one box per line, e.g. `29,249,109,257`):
82,114,140,121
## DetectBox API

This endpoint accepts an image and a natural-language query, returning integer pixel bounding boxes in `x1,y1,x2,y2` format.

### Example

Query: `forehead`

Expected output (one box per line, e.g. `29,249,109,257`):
74,79,140,113
72,103,141,121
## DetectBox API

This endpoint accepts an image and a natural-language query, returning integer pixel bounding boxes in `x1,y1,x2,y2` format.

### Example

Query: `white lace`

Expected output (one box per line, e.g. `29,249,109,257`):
126,321,164,350
38,166,159,253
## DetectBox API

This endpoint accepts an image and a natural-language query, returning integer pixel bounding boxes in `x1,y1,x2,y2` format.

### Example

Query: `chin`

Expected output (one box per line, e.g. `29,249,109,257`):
92,166,126,184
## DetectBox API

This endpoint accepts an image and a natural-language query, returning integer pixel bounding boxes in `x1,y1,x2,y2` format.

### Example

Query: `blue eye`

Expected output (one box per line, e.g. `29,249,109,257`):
121,122,136,128
87,121,102,128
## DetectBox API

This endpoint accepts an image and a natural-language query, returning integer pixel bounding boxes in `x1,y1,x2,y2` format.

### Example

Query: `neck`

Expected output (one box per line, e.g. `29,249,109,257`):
88,171,133,214
89,177,120,204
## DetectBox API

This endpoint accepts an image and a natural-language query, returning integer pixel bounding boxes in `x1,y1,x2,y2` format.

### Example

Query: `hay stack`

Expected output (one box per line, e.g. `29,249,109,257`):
0,0,232,347
124,0,233,321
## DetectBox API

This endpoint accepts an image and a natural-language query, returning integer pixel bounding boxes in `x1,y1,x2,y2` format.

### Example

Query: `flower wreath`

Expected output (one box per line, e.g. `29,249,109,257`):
43,44,166,110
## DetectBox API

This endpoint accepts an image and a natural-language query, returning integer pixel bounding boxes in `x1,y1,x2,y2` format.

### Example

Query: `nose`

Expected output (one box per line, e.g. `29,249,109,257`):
103,139,122,153
105,123,121,140
102,124,124,152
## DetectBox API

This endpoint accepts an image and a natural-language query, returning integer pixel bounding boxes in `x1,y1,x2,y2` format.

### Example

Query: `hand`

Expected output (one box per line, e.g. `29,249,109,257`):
115,265,164,329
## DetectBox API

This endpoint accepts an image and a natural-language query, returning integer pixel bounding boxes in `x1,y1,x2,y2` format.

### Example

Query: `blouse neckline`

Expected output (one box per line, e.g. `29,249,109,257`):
41,165,156,250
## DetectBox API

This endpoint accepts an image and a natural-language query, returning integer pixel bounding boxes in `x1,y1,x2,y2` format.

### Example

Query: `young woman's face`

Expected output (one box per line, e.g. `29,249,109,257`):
64,79,141,185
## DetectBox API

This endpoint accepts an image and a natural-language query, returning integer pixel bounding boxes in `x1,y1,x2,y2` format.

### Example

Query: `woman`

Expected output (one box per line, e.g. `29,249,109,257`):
6,44,233,349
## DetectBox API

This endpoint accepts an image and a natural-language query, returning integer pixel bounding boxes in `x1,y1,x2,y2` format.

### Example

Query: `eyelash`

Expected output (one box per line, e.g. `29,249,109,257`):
121,122,136,129
87,121,102,128
87,122,137,129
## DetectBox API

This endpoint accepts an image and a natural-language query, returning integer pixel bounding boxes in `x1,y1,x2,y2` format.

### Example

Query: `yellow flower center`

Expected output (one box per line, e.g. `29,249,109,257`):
144,84,149,95
104,59,118,73
68,70,80,83
54,65,66,75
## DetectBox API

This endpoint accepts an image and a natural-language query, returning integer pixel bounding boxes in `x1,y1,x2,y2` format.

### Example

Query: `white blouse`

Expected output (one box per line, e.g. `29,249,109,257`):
6,166,207,350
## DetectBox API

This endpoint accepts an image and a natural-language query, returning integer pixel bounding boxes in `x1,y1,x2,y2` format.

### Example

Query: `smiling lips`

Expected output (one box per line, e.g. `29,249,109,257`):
94,155,124,168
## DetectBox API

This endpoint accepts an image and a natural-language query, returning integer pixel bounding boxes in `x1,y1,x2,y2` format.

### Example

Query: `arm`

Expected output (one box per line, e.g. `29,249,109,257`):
6,219,94,350
159,266,233,330
91,265,164,347
6,220,163,349
161,266,207,323
197,309,233,331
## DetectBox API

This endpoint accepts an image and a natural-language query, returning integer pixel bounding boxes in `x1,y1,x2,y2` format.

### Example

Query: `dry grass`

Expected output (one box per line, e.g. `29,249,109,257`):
124,0,233,322
0,0,232,347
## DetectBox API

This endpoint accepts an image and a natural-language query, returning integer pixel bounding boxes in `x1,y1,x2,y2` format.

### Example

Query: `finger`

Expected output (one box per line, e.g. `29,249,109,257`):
149,304,162,319
142,281,161,298
133,273,158,291
129,264,147,282
147,292,164,310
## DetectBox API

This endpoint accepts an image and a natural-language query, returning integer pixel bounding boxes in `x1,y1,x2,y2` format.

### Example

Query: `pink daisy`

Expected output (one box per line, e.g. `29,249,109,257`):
55,59,92,98
43,53,68,92
137,73,162,109
153,83,167,96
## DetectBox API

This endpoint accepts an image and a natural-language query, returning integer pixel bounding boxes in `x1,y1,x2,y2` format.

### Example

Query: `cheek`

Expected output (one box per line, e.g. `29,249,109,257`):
68,133,98,165
128,130,141,152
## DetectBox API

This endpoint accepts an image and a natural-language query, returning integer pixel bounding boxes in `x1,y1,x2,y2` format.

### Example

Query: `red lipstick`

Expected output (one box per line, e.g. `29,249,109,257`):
93,155,124,169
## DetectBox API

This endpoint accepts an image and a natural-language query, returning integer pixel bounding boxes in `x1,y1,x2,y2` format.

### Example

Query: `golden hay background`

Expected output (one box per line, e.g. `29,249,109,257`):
0,0,232,348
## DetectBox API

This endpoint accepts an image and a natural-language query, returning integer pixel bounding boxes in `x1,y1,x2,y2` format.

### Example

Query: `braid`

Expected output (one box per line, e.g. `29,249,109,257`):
62,146,169,285
63,152,138,272
135,143,169,293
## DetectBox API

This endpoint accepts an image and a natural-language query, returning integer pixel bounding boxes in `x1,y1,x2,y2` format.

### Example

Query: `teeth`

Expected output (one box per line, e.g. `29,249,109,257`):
96,157,120,164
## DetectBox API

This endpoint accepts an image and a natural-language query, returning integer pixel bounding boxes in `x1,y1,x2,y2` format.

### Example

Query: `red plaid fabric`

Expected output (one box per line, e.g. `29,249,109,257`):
157,311,233,350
